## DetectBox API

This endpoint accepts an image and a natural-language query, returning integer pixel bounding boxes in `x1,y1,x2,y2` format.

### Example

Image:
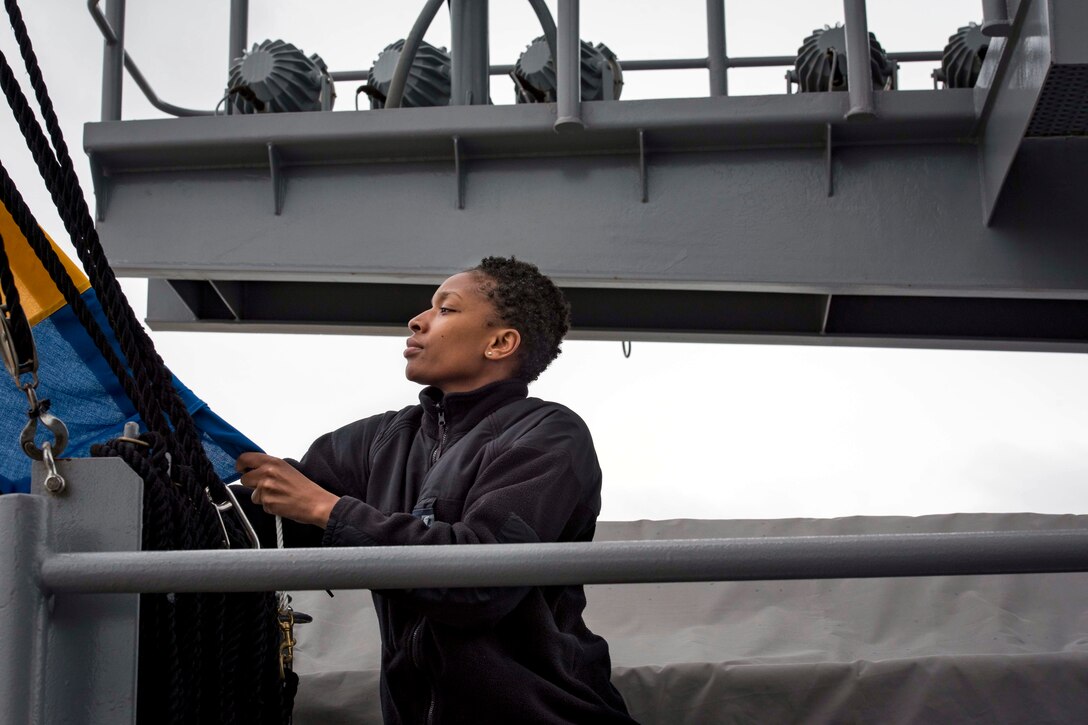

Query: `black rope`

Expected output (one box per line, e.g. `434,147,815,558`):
0,2,228,506
0,0,293,720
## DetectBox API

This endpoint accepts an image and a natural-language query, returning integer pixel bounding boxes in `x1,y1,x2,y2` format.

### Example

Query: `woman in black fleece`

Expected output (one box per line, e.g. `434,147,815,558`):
238,257,637,725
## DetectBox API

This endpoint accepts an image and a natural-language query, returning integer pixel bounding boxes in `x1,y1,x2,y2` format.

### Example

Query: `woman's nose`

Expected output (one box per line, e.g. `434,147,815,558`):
408,311,425,332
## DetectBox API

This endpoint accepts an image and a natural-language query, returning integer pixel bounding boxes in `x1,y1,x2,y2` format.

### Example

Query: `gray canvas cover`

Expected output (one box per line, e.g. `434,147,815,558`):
291,514,1088,724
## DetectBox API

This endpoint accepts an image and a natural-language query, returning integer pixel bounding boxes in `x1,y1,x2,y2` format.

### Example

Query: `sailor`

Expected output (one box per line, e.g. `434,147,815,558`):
238,256,637,725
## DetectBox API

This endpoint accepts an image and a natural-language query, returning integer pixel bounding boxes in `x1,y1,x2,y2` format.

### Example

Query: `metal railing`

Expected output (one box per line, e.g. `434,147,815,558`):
39,528,1088,594
87,0,988,124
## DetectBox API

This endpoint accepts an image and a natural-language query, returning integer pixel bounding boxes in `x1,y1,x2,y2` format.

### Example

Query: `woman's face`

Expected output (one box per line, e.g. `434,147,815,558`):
404,272,515,393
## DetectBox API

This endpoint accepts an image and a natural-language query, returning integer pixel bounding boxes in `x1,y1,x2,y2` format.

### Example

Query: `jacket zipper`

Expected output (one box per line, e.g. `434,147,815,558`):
421,404,444,721
410,618,436,724
430,405,447,464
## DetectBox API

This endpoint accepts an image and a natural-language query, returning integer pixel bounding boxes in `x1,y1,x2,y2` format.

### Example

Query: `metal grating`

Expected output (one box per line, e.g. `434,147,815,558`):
1026,64,1088,137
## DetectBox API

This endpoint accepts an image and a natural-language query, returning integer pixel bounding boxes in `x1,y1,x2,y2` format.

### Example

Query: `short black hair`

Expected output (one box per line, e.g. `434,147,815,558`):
470,256,570,383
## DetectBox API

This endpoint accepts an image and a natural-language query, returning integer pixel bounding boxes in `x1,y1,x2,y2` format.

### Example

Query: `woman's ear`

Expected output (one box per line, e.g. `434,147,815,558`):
486,328,521,361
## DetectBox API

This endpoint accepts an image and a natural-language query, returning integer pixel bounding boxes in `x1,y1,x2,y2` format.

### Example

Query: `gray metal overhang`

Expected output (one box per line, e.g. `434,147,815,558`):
83,0,1088,352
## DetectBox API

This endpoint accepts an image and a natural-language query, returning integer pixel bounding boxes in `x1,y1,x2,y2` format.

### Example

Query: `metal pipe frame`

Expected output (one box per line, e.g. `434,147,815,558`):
99,0,124,121
982,0,1013,37
450,0,490,105
525,0,558,72
384,0,446,109
843,0,876,119
333,51,943,83
228,0,248,70
554,0,582,131
40,529,1088,594
706,0,728,96
87,0,214,118
88,0,945,120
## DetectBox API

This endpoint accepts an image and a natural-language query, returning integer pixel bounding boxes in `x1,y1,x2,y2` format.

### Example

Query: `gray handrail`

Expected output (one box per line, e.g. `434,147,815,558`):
87,0,215,118
39,529,1088,594
843,0,876,119
554,0,582,131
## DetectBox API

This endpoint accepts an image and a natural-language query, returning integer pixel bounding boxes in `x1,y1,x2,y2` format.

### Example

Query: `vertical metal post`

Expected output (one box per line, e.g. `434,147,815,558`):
843,0,875,120
706,0,728,96
100,0,125,121
450,0,489,105
229,0,249,67
981,0,1012,37
33,459,142,725
554,0,583,132
0,495,49,725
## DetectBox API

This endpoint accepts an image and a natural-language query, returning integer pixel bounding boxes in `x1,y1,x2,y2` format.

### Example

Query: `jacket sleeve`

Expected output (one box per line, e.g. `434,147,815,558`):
279,412,393,548
322,411,601,627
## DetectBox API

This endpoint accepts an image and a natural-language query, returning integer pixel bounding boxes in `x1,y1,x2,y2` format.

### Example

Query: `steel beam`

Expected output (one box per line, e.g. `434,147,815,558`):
39,529,1088,594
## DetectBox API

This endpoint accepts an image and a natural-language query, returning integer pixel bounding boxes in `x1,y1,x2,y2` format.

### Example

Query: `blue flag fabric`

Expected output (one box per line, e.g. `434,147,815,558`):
0,287,261,494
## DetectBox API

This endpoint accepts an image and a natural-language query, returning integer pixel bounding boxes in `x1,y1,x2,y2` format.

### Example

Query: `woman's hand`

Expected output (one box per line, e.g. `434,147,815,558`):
236,452,340,528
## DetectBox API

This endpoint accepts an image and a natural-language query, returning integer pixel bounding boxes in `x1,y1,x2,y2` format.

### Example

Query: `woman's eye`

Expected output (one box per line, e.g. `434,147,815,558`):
439,307,455,314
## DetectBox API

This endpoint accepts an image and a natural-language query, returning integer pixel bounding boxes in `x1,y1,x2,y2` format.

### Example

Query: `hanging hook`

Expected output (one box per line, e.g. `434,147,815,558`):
19,387,69,460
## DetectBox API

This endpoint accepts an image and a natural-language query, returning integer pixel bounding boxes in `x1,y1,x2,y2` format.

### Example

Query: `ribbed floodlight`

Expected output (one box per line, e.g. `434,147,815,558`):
788,26,894,93
513,36,623,103
933,23,990,89
227,39,333,113
366,39,451,109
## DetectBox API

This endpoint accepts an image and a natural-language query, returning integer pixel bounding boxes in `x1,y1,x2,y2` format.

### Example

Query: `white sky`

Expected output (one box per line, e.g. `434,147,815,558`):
2,1,1087,521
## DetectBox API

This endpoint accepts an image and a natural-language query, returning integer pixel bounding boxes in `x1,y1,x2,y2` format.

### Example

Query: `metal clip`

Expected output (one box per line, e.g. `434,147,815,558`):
206,487,233,548
0,304,37,387
276,596,313,680
20,388,69,461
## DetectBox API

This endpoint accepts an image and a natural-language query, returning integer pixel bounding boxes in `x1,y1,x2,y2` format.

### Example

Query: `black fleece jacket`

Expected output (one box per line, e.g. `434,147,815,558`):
290,379,636,725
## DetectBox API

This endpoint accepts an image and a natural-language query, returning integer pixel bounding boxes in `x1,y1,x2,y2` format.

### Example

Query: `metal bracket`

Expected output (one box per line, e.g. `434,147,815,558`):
453,135,465,210
821,294,834,333
268,142,285,215
88,152,109,222
208,280,243,320
825,123,834,197
638,129,648,203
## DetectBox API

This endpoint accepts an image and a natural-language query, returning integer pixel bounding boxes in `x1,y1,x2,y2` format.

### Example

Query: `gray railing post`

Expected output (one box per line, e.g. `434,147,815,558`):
706,0,728,96
555,0,583,131
981,0,1012,37
229,0,249,70
100,0,125,121
450,0,490,105
0,495,49,725
843,0,876,119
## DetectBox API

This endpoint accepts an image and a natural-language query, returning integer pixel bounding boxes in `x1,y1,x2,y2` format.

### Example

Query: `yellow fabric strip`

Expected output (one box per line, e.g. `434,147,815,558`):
0,201,91,325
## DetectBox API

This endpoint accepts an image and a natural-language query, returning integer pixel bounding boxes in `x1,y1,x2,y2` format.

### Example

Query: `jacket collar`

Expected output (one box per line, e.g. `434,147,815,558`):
419,379,528,441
